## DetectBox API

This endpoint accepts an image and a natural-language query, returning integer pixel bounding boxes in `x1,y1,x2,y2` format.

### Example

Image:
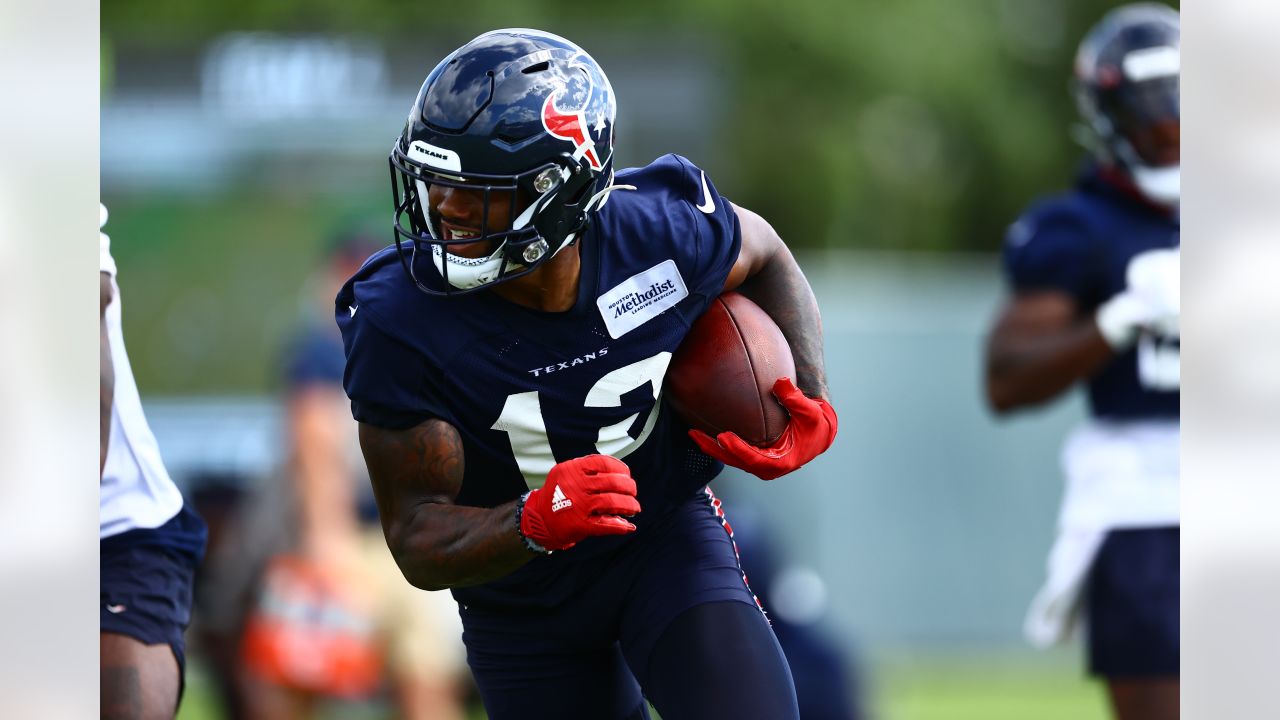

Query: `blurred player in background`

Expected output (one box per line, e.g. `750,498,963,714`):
235,230,469,719
984,5,1179,720
101,203,208,719
338,28,837,720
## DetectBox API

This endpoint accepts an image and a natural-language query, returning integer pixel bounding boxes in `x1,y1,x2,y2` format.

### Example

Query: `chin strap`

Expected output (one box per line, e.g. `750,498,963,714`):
1130,164,1180,207
1111,137,1180,207
429,242,513,290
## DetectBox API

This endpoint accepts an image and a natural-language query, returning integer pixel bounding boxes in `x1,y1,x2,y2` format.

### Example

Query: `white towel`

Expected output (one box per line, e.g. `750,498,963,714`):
1024,419,1180,647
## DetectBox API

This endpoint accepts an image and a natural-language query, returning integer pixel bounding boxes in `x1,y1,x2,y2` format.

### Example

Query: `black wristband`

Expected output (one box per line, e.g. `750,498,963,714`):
514,490,552,555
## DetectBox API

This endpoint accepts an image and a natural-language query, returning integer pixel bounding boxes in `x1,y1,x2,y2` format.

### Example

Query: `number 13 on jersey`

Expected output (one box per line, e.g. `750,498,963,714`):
491,353,672,488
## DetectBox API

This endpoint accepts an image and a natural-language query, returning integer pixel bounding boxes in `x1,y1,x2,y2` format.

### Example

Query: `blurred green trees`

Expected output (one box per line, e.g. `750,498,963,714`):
104,0,1140,252
102,0,1164,392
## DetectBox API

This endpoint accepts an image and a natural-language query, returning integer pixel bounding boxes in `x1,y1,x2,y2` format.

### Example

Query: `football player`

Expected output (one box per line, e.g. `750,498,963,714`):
101,203,208,719
337,29,838,720
983,6,1179,720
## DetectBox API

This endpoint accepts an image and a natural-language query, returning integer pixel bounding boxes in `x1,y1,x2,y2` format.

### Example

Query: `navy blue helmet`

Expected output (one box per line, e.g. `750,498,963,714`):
390,29,618,294
1074,4,1180,205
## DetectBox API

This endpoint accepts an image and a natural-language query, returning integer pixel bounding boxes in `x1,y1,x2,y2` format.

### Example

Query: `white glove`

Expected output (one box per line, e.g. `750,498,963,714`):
1095,248,1180,350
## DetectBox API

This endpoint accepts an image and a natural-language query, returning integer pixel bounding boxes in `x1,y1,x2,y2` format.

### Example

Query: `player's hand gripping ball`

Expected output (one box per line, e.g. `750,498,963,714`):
690,377,838,480
519,455,641,551
668,292,837,480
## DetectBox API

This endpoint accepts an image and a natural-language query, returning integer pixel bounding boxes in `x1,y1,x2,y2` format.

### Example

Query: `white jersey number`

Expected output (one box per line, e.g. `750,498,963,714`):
492,352,672,489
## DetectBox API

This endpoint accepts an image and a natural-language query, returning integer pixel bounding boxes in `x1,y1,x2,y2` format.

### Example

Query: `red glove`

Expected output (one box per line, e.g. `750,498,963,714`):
689,377,838,480
519,455,641,551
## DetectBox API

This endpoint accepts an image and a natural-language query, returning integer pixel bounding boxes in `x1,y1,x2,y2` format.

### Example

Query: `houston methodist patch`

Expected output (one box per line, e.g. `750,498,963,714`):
596,259,689,339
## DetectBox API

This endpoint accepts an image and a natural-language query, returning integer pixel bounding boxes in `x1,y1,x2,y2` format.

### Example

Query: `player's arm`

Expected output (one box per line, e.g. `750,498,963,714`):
984,290,1113,413
289,385,361,565
360,419,533,590
693,202,837,480
723,202,829,402
100,272,114,477
359,420,640,590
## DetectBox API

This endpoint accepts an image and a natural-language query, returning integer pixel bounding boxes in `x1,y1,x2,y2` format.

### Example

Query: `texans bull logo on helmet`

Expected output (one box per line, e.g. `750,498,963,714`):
541,74,604,171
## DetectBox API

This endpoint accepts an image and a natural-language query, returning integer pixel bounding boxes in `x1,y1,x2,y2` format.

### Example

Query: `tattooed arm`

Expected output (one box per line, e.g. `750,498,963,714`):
101,272,114,477
359,419,535,590
723,203,830,402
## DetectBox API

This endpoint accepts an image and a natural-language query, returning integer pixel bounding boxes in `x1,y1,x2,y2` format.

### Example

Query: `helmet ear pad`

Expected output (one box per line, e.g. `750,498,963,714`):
512,154,602,261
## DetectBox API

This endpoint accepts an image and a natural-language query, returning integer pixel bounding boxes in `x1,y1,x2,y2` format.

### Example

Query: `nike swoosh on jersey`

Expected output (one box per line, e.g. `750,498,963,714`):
696,171,715,214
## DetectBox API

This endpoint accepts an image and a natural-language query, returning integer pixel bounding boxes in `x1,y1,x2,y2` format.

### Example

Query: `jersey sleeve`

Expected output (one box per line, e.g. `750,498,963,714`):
1002,202,1099,301
336,283,451,430
657,155,743,301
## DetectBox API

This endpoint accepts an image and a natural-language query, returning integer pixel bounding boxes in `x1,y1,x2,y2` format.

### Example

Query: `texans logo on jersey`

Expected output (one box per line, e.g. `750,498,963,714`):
541,77,603,170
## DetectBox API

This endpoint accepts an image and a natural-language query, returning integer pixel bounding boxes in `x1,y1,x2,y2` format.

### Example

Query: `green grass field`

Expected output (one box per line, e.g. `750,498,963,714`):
872,651,1109,720
178,648,1108,720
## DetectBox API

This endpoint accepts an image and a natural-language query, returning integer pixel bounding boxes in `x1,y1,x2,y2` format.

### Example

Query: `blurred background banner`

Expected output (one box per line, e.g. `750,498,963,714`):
86,1,1276,719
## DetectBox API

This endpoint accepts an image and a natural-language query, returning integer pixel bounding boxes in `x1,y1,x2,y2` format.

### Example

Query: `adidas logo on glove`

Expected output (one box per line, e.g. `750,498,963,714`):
551,485,573,512
518,455,640,551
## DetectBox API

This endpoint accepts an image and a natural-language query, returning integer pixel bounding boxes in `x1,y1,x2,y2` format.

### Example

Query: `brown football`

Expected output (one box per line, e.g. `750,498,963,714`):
667,292,795,446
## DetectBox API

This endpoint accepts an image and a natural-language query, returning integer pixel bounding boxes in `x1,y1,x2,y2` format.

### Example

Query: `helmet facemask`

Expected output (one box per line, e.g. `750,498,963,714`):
390,143,607,295
389,29,619,296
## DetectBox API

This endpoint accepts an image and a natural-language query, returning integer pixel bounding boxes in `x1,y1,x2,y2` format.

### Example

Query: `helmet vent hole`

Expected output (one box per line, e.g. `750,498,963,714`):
522,61,550,74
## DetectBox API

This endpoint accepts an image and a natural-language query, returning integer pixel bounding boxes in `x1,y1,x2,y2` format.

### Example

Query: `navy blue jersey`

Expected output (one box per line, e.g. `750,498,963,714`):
1003,166,1179,420
336,154,740,609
